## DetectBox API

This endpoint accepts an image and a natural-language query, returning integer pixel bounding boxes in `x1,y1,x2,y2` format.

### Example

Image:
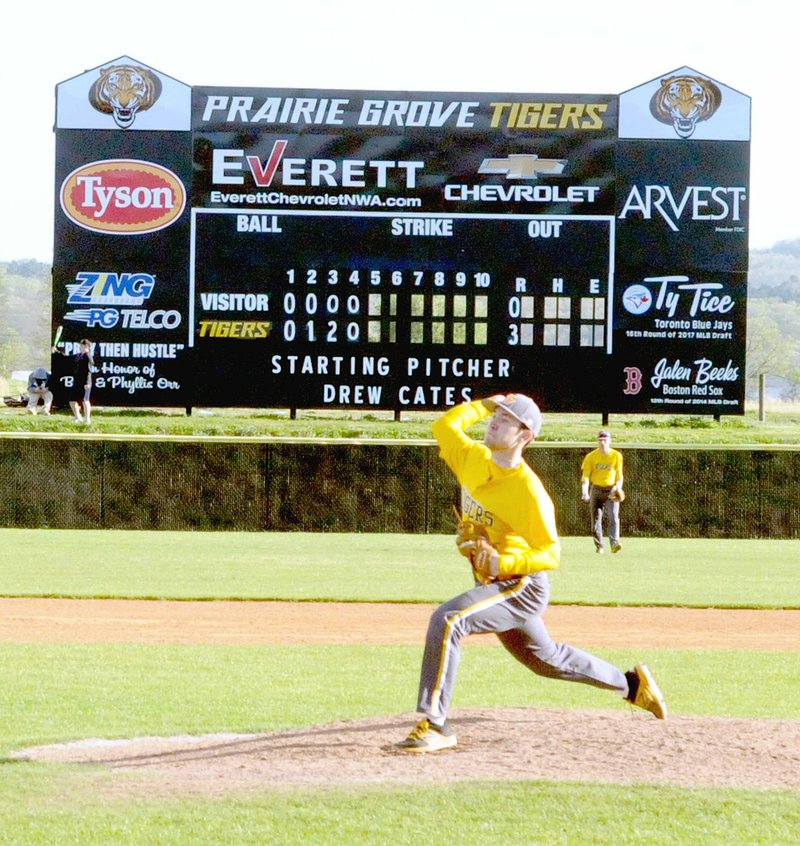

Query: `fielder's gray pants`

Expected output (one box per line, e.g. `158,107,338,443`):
27,387,53,414
417,572,628,722
590,485,620,550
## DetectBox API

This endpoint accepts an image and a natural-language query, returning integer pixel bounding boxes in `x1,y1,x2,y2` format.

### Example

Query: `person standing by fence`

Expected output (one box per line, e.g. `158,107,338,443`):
580,429,624,554
69,339,94,425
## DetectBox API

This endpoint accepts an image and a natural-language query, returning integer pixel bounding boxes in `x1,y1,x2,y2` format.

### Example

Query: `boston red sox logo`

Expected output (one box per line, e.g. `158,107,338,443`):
623,367,643,395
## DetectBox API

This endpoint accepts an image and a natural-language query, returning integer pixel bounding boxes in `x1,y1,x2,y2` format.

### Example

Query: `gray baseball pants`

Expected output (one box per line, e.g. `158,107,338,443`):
417,572,628,722
590,485,620,550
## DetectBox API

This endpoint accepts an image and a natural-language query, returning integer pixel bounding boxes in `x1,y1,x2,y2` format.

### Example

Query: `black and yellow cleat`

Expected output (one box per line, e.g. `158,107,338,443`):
628,664,667,719
396,718,457,753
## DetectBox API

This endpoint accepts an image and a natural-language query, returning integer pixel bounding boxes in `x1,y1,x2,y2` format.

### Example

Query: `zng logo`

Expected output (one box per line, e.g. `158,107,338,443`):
66,272,155,306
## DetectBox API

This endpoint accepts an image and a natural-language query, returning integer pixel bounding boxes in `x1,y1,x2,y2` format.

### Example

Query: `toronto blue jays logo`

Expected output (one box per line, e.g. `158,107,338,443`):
622,284,652,315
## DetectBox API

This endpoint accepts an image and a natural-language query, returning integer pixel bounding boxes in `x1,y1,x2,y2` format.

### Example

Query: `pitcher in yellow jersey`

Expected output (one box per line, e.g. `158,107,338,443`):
397,395,665,753
580,429,624,554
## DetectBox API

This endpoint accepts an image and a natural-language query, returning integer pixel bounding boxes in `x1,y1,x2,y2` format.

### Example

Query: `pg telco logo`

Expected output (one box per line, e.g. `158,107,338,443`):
63,271,181,330
60,159,186,234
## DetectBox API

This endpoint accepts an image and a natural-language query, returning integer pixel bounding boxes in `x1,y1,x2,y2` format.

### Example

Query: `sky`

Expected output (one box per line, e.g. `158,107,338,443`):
1,0,796,263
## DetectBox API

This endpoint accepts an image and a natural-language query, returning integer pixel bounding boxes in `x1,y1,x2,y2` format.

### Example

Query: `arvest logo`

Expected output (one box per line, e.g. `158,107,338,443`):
60,159,186,234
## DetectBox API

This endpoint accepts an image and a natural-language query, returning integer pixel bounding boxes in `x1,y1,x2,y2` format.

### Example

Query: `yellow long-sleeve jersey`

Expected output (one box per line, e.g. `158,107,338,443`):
580,448,623,488
432,399,560,579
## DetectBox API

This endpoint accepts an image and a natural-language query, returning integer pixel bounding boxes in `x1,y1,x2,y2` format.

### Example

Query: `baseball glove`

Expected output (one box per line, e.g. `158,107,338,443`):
453,508,498,583
609,489,626,502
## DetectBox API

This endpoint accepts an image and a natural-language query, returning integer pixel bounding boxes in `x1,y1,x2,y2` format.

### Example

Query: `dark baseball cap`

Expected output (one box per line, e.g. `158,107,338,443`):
597,429,611,439
494,394,543,436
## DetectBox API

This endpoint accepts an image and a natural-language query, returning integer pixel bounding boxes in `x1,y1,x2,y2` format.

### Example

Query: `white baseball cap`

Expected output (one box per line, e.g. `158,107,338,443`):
492,393,542,436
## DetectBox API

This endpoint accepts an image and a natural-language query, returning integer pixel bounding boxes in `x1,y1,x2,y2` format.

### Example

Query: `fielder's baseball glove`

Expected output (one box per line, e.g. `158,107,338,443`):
609,489,626,502
453,508,498,583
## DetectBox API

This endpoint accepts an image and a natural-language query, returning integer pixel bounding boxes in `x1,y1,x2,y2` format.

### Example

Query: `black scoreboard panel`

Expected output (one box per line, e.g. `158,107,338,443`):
191,210,615,410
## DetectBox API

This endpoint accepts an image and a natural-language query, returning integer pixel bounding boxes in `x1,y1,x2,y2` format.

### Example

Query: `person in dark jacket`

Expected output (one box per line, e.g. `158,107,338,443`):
26,367,53,415
69,339,94,424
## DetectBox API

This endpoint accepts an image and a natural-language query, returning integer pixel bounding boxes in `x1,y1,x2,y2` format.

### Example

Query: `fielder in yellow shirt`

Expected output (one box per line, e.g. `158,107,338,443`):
397,395,665,753
581,429,624,554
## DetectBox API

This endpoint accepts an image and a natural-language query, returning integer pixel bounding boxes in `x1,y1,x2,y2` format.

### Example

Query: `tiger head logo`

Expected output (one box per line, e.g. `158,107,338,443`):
649,74,722,139
88,64,162,129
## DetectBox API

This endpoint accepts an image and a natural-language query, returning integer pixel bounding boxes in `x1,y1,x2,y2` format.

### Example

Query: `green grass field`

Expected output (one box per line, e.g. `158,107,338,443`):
0,530,798,844
0,529,797,608
2,401,800,444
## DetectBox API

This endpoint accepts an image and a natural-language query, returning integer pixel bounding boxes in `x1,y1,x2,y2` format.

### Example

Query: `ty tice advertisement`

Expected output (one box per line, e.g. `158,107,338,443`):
615,269,746,412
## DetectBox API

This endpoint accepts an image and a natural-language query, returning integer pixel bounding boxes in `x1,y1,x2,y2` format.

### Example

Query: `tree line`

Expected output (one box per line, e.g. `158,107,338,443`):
746,239,800,400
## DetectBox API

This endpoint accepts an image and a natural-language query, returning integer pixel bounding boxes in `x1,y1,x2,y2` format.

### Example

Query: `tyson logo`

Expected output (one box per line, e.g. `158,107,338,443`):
60,159,186,234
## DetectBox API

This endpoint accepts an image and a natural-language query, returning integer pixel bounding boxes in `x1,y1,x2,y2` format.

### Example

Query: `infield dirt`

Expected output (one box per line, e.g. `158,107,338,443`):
2,598,798,649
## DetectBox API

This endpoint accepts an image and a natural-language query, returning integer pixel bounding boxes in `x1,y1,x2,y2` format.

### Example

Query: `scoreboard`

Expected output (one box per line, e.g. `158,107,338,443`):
52,59,751,414
190,210,615,409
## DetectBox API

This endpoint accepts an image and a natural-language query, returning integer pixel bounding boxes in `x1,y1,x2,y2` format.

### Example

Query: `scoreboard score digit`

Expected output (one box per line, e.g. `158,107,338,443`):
190,209,615,410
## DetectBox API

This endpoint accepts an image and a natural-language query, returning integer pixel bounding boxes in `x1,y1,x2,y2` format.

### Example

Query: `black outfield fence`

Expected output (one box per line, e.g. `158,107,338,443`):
1,438,797,538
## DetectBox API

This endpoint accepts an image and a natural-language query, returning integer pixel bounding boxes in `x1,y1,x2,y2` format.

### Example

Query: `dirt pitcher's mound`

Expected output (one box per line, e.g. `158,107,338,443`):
13,708,800,797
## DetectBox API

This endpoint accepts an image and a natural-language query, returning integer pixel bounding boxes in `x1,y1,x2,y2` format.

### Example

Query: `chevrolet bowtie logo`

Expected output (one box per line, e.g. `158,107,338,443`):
478,154,567,179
